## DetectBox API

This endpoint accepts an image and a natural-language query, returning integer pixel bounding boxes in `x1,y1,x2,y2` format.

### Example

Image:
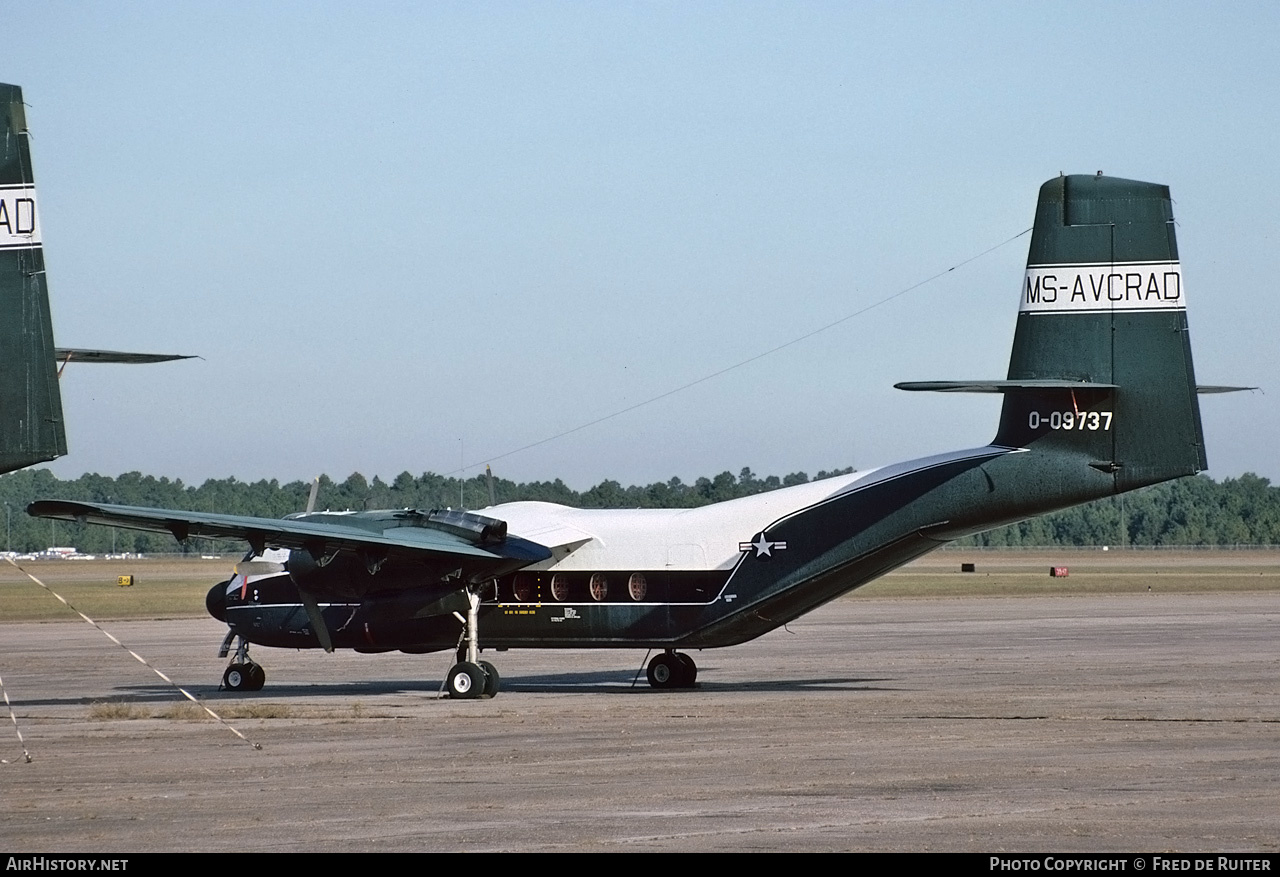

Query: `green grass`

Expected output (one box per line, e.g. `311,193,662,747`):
856,569,1280,598
0,558,229,621
857,550,1280,598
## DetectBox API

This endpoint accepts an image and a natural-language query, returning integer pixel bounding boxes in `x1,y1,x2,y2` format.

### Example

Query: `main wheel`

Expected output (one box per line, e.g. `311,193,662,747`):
244,663,267,691
447,662,485,699
223,663,248,691
675,653,698,688
646,653,683,690
478,660,501,698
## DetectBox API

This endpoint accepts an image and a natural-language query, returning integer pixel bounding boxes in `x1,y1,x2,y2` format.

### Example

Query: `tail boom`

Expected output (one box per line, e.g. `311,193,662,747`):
686,174,1211,646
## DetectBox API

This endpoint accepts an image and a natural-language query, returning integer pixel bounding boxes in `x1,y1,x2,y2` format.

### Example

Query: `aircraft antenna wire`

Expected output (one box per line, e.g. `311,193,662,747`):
452,226,1033,475
3,557,263,751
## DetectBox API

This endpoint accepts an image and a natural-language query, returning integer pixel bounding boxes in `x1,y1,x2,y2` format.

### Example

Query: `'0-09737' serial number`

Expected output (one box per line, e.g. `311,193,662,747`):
1029,410,1113,430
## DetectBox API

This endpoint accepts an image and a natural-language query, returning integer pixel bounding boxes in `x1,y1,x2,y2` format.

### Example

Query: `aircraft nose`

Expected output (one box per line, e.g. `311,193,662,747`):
206,580,230,622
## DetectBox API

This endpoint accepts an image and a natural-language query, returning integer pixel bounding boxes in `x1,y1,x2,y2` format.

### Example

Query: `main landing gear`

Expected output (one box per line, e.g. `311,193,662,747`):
219,632,266,692
445,589,501,699
647,650,698,689
445,658,500,699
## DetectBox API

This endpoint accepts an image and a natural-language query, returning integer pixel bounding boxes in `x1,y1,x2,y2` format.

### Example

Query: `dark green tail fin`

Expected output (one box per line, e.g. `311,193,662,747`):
992,174,1205,491
0,84,67,474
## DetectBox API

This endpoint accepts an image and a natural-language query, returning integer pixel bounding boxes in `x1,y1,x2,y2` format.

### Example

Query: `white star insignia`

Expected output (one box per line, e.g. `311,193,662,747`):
739,534,788,557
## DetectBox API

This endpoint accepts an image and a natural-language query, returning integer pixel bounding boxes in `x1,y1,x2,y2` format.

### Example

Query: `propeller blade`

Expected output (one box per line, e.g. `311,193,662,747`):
297,586,334,653
234,560,286,577
305,476,320,514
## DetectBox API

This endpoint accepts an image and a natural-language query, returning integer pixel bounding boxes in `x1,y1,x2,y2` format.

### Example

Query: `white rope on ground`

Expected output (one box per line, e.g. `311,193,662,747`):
0,672,32,763
4,557,261,751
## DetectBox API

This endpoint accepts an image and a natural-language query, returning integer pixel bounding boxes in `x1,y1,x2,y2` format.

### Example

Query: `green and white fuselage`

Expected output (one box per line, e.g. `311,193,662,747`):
32,174,1241,694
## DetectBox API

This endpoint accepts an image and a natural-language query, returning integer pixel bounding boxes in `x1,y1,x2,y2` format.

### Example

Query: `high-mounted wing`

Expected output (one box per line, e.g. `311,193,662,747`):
30,500,552,653
27,500,551,577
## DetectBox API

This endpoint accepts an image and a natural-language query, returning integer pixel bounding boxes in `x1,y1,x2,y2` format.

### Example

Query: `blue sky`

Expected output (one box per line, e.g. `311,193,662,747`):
5,3,1276,488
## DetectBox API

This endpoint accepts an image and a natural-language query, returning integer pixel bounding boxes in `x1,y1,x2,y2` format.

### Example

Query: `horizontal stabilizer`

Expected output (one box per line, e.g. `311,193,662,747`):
1196,385,1258,394
54,348,197,365
895,380,1118,394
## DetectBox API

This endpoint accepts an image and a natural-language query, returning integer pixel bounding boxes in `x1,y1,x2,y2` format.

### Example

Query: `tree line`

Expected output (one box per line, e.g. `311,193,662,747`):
0,466,1275,555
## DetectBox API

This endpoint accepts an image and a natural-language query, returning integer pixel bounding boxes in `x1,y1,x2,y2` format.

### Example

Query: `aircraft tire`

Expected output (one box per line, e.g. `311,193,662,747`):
479,660,501,698
244,663,266,691
223,663,248,691
675,653,697,688
447,662,485,699
646,654,682,690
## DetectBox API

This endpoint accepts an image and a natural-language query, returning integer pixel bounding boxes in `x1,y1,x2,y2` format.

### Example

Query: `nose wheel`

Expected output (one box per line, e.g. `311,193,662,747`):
222,661,266,692
647,651,697,689
219,633,266,691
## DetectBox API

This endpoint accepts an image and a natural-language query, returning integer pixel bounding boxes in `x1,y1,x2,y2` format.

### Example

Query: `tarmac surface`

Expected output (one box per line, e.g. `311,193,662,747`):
2,591,1277,852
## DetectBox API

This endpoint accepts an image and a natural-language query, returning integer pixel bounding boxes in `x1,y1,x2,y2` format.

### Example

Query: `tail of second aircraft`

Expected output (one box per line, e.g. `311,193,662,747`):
0,84,66,474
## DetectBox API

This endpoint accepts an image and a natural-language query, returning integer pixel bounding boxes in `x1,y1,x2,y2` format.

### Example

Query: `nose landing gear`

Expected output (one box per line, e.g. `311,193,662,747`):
218,632,266,692
222,661,266,692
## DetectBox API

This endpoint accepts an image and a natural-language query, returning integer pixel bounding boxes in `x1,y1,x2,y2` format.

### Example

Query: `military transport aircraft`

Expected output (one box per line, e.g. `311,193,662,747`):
0,83,191,476
30,172,1247,698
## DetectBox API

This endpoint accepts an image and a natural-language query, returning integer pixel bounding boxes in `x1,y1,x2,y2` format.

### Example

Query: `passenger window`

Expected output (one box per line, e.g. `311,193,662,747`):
589,573,608,601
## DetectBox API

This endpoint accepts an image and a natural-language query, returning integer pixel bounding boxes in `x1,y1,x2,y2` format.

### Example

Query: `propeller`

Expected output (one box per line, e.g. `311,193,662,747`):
297,477,333,651
228,476,320,578
297,586,335,653
226,476,323,648
234,559,286,577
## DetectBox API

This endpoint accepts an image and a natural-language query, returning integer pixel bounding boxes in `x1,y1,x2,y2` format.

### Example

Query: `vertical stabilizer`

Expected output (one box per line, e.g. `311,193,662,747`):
0,84,66,474
995,175,1205,491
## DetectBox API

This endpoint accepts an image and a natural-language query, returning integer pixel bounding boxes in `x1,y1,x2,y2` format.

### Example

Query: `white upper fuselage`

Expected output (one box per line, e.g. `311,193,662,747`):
484,444,1017,573
487,468,875,572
